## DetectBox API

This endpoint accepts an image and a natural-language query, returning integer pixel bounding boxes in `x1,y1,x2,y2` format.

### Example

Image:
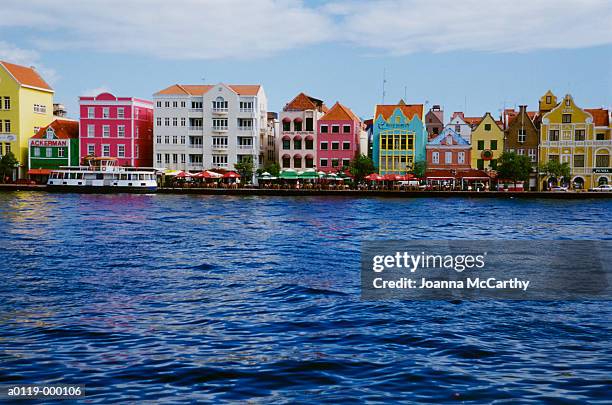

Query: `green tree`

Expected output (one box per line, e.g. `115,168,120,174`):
234,157,254,184
349,154,375,183
411,160,427,178
0,152,19,183
259,162,280,177
496,151,532,188
540,159,571,186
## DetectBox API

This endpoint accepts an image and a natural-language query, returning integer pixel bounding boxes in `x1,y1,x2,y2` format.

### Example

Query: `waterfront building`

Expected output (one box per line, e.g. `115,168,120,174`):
426,127,471,170
154,84,267,181
262,112,279,167
79,92,154,168
317,102,361,172
27,119,79,182
504,105,540,190
0,60,54,179
539,91,611,189
278,92,326,170
363,118,374,159
446,112,479,144
359,122,369,157
470,112,504,171
425,105,444,139
372,100,426,175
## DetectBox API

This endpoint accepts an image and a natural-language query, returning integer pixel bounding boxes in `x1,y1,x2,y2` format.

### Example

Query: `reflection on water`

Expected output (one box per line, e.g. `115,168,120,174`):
0,192,611,402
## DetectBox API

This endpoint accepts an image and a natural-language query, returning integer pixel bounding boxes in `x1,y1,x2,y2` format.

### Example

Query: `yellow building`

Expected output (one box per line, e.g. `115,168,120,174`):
539,91,611,190
0,61,54,179
470,112,504,170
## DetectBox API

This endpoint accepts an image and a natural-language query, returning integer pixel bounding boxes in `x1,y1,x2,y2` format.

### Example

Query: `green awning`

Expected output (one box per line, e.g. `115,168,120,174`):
279,170,298,179
299,171,319,179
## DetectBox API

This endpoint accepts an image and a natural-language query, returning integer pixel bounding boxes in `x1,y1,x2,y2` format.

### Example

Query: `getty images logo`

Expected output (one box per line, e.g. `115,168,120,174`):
372,251,487,273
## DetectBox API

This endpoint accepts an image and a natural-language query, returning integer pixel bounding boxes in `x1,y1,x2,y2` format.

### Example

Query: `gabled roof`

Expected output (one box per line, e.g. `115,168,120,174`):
32,119,78,139
320,102,360,122
463,116,482,127
0,60,53,92
284,92,326,112
375,103,423,121
585,108,610,127
154,84,261,96
428,127,469,145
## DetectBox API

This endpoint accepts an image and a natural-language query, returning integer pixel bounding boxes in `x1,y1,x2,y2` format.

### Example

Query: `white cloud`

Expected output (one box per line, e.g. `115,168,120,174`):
0,0,610,59
82,86,112,97
0,41,58,84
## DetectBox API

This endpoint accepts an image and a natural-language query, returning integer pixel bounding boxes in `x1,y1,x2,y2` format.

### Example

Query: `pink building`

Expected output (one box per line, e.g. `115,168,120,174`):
317,102,361,172
79,92,154,167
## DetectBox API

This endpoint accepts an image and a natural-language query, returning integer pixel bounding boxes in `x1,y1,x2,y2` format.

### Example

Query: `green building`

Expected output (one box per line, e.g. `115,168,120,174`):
28,119,79,180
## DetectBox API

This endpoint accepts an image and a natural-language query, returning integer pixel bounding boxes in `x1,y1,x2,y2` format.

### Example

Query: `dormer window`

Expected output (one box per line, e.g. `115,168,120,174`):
546,96,551,104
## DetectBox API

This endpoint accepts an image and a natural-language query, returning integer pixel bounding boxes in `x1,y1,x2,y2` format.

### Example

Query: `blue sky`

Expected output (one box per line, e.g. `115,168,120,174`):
1,0,611,120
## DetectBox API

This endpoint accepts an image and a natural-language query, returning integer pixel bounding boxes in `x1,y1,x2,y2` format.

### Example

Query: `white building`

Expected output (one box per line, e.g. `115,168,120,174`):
446,112,480,144
153,83,267,182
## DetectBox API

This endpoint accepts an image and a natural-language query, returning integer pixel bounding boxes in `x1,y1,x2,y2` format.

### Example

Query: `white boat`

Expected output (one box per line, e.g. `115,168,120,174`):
47,157,158,192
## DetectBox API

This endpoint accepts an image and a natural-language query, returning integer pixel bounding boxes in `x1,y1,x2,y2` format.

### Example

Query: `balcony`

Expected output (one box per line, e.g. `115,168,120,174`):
212,108,228,115
238,145,255,152
189,108,203,113
239,108,254,113
188,126,203,135
211,144,228,151
188,163,203,170
212,126,228,132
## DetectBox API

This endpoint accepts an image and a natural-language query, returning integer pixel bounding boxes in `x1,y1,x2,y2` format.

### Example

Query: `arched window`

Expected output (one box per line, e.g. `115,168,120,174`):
212,97,228,110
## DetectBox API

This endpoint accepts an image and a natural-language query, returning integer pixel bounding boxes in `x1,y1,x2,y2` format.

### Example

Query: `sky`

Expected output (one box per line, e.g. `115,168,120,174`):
1,0,611,121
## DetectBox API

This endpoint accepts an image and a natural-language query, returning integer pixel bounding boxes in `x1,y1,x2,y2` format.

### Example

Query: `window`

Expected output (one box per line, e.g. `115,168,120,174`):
212,97,228,111
549,130,559,141
331,142,339,150
212,118,228,130
595,154,610,168
88,144,95,155
518,128,526,143
490,140,497,150
135,145,139,158
343,125,351,133
156,135,162,144
575,129,585,141
118,125,125,138
189,136,202,147
102,125,110,137
484,123,491,131
88,107,95,118
546,96,551,104
4,143,10,154
212,154,228,167
294,120,302,131
191,101,203,109
165,136,170,144
343,141,351,150
181,154,185,163
181,118,186,127
458,152,465,164
118,145,125,157
103,108,110,118
332,125,339,133
331,159,339,167
118,108,125,118
34,147,40,157
165,118,170,126
305,139,313,149
306,157,314,168
477,140,484,150
156,101,162,107
548,154,559,162
173,118,178,126
238,118,253,129
320,125,328,133
477,159,484,170
102,145,110,157
165,154,170,164
445,151,452,164
596,133,605,140
240,101,253,111
294,138,302,149
528,149,537,162
432,152,439,164
574,155,585,167
565,98,571,106
455,125,461,132
282,139,290,150
181,101,186,108
212,137,228,148
320,142,328,150
46,148,52,157
172,135,178,144
87,125,95,137
305,118,313,131
562,114,571,123
516,149,525,155
165,101,170,108
342,159,351,168
181,136,185,144
172,154,178,163
157,153,162,164
157,117,162,126
283,121,291,131
172,101,178,108
320,158,328,167
4,120,10,133
294,156,302,168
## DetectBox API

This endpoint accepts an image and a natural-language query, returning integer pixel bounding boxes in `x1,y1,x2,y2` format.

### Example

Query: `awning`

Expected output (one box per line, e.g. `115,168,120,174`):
293,117,303,123
282,117,291,123
282,135,290,140
282,154,291,159
305,154,314,159
28,169,52,175
293,154,302,159
280,170,298,179
293,134,302,141
305,135,314,140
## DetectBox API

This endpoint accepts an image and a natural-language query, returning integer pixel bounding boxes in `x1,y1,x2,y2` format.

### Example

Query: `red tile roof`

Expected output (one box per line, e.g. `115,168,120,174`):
0,60,52,91
284,92,326,112
375,104,423,121
586,108,610,127
320,102,360,122
463,116,482,126
33,119,79,139
155,84,260,96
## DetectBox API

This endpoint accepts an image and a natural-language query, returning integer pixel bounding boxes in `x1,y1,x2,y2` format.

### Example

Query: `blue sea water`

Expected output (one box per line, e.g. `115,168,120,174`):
0,191,611,403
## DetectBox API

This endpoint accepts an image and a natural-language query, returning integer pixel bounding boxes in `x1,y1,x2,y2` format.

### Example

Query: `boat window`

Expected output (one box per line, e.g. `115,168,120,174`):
139,174,144,180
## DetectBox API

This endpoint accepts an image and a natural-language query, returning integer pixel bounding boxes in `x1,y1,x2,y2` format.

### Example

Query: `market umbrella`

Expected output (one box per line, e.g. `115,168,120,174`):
258,172,272,177
223,171,241,179
175,171,193,178
279,169,299,179
299,170,319,180
365,173,383,181
324,173,339,180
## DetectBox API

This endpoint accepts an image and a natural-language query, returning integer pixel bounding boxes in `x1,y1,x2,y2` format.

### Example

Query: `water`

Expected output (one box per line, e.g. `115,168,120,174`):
0,192,610,403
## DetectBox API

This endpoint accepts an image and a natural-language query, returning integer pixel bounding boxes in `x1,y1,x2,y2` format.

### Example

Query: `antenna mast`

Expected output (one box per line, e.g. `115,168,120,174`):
382,68,387,104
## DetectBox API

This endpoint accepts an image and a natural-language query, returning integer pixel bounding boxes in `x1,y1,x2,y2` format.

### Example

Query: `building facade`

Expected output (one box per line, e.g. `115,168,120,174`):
79,92,154,167
446,112,478,144
153,84,267,181
504,105,539,189
539,92,611,189
262,112,278,167
0,60,54,178
471,112,504,171
372,100,427,175
426,127,471,170
28,119,79,174
317,102,361,172
425,105,444,140
278,92,326,170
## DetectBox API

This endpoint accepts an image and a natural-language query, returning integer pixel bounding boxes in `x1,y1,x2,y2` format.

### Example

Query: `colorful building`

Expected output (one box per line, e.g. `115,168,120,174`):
0,60,54,178
425,105,444,140
504,105,540,189
317,102,361,172
426,127,471,170
79,92,154,167
539,91,611,189
372,100,426,175
471,112,504,171
278,92,326,170
28,119,79,181
446,112,480,144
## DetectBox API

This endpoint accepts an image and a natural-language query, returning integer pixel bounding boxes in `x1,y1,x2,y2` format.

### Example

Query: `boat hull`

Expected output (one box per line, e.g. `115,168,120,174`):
46,185,157,194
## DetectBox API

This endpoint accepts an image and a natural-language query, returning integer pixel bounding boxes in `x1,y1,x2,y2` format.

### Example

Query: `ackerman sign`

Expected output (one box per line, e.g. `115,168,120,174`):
29,139,68,147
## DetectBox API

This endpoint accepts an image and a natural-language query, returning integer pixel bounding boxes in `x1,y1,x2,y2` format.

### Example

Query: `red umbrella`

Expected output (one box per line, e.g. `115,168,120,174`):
223,171,241,178
175,171,192,178
383,174,400,181
193,171,210,178
365,173,383,181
